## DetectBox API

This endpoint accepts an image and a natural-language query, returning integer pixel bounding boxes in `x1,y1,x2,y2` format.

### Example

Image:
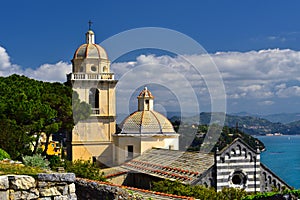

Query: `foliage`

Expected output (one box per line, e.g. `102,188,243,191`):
151,180,247,199
0,118,33,159
47,155,64,169
289,189,300,197
64,159,105,181
243,189,300,200
72,91,92,124
0,162,47,177
23,154,50,169
217,187,247,200
0,148,11,160
0,74,91,159
185,124,265,152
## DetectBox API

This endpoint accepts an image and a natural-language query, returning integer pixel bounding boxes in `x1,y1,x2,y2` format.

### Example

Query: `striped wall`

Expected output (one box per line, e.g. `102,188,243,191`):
216,139,261,192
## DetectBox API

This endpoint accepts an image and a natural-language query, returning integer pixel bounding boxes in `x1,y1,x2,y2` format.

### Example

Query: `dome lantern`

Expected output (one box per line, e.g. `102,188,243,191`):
137,87,154,111
86,30,95,44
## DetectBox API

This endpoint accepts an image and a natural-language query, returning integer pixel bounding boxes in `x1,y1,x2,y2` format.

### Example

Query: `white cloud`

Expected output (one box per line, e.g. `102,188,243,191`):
0,46,71,82
0,46,22,76
258,100,274,106
267,36,286,42
24,62,71,82
209,49,300,99
276,86,300,98
113,49,300,101
2,45,300,113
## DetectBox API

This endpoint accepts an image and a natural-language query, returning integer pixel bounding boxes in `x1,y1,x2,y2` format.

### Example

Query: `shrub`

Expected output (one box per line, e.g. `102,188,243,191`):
22,154,50,169
289,189,300,197
151,180,217,199
244,189,300,200
0,162,47,177
47,155,64,170
217,187,247,200
64,159,105,181
0,148,11,160
152,180,248,199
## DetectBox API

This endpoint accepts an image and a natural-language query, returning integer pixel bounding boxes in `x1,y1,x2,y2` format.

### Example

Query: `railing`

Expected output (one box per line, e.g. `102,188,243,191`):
70,73,114,80
89,109,115,117
91,108,100,116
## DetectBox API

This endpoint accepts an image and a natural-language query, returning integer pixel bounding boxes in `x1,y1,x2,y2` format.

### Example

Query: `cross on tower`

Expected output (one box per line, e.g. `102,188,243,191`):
88,20,93,30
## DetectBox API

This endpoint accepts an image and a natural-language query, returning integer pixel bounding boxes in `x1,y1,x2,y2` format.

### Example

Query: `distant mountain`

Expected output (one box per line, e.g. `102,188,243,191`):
285,120,300,133
230,112,259,117
170,112,300,135
231,112,300,124
262,113,300,124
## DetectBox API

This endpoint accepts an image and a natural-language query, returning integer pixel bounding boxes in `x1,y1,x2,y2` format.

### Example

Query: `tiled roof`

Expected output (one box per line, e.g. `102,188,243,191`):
120,111,175,134
121,148,214,184
101,166,129,179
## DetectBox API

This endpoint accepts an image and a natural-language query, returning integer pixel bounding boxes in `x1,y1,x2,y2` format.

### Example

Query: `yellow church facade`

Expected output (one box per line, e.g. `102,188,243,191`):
67,28,179,166
67,29,117,166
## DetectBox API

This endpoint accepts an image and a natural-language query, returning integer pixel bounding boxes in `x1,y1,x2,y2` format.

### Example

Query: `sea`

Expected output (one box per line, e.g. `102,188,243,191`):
256,135,300,189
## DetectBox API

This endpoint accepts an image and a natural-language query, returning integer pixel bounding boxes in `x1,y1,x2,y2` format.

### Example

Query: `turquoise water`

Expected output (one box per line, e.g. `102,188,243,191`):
256,135,300,189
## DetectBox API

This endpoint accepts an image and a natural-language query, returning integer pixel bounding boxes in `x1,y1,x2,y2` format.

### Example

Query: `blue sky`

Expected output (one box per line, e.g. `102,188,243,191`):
2,0,300,115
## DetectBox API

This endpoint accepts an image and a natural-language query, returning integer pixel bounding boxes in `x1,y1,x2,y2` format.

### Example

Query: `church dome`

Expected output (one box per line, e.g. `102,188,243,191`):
73,29,108,60
73,44,108,59
120,110,176,134
120,87,176,135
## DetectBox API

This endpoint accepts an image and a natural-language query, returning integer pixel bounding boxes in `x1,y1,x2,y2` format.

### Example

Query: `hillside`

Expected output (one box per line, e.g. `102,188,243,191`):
170,112,300,135
232,112,300,124
186,125,265,152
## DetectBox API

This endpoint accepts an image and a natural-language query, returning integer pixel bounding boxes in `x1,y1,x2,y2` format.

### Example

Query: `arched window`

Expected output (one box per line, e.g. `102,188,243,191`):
80,66,84,72
103,66,108,73
236,145,241,155
89,88,99,108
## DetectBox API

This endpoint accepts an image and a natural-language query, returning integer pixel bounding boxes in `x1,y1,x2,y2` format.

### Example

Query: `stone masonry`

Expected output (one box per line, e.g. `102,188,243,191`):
0,173,77,200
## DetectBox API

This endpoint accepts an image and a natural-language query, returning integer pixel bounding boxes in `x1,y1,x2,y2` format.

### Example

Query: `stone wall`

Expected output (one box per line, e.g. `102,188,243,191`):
75,178,140,200
0,173,76,200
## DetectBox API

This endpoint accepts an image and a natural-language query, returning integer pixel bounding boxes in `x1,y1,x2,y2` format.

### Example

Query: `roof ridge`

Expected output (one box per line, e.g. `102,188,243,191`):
150,110,163,133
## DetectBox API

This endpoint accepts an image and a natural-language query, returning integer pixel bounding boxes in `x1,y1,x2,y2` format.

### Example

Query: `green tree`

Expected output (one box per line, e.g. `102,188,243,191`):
0,74,90,159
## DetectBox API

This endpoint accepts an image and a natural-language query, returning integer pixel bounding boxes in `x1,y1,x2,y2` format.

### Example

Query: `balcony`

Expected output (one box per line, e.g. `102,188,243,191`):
70,73,114,80
90,108,114,117
91,108,100,116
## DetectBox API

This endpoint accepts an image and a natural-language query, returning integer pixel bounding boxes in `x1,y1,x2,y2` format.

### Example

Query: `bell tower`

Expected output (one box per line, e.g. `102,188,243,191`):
67,26,118,166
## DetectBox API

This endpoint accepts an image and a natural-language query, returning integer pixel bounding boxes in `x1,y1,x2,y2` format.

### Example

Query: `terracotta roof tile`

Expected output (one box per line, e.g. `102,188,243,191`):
121,148,214,184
